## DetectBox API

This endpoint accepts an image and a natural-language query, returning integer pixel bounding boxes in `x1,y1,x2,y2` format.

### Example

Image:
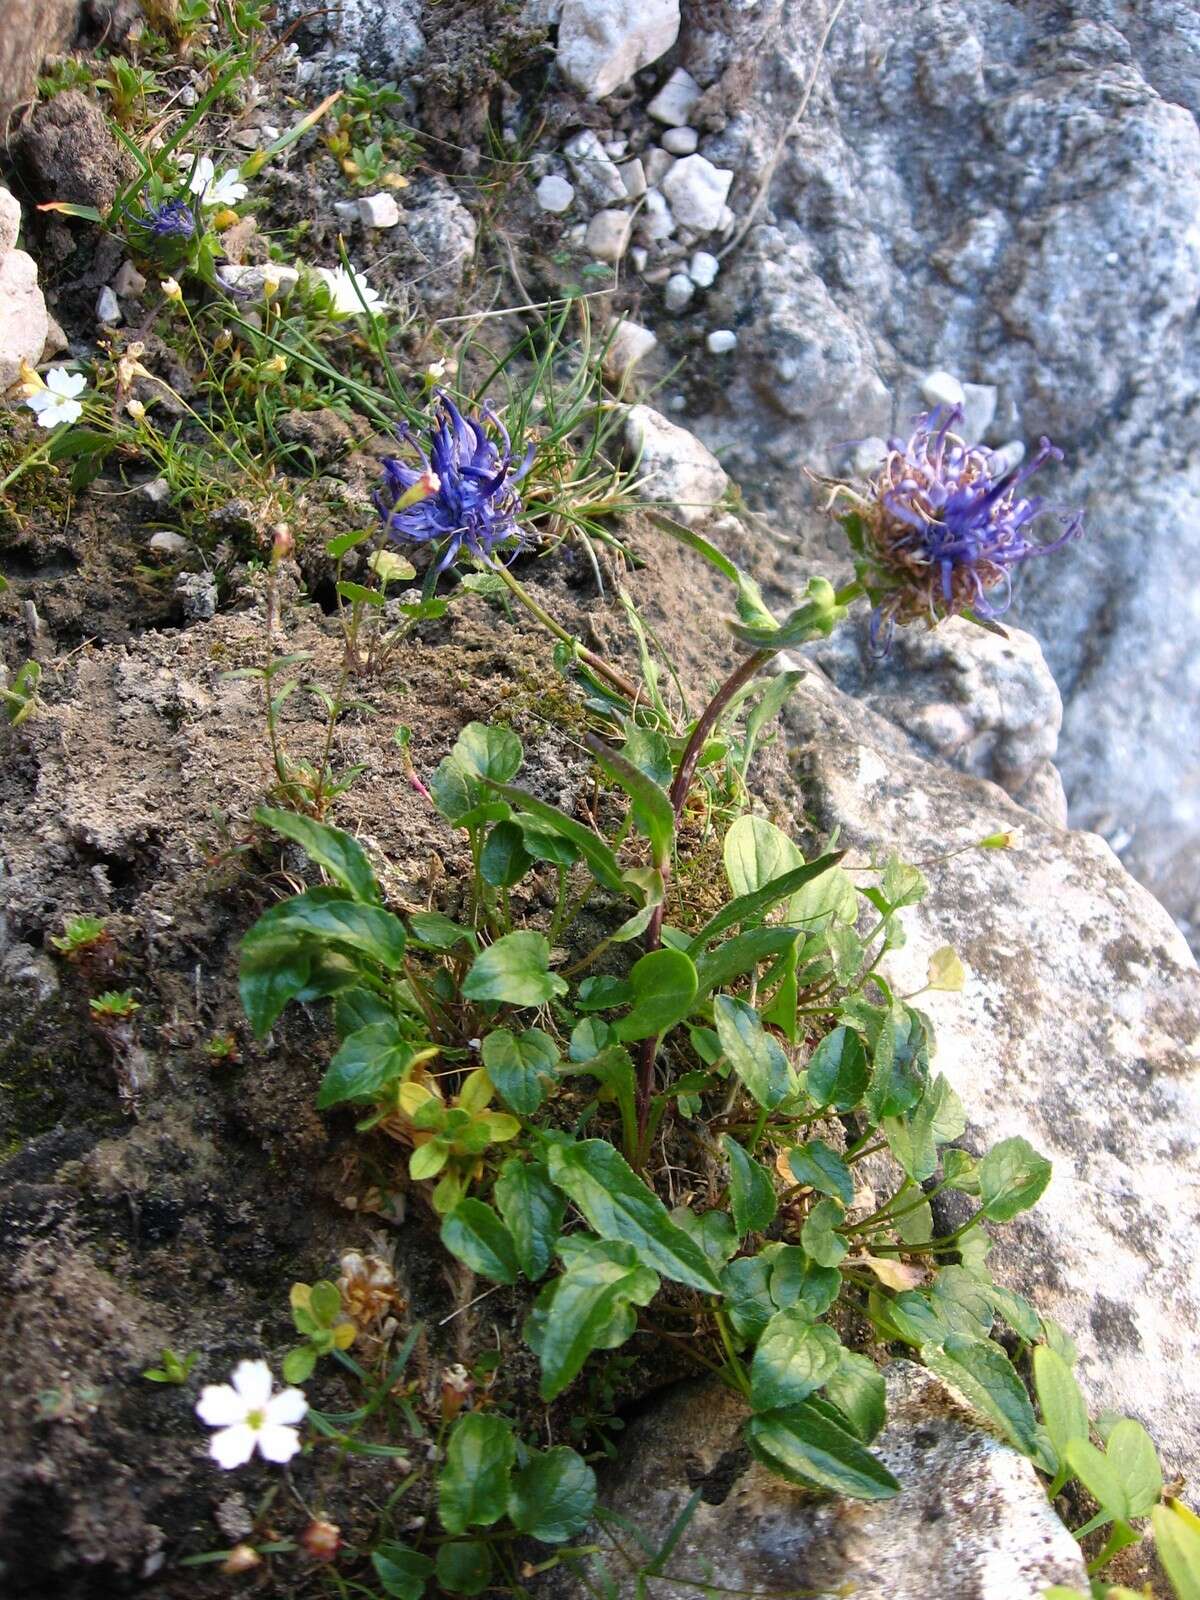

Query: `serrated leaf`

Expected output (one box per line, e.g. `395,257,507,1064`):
317,1022,425,1108
768,1245,841,1318
923,1334,1048,1467
979,1137,1052,1221
256,806,381,903
822,1350,886,1443
687,852,847,954
238,936,313,1038
494,1159,565,1281
750,1312,842,1411
525,1238,659,1400
441,1200,520,1285
786,1140,853,1205
672,1207,740,1268
745,1401,900,1499
884,1073,964,1182
694,926,800,996
713,994,796,1109
723,815,800,897
462,931,568,1007
546,1140,722,1293
805,1027,869,1110
438,1411,516,1533
723,1134,778,1237
507,1446,597,1542
481,1027,558,1114
613,948,698,1042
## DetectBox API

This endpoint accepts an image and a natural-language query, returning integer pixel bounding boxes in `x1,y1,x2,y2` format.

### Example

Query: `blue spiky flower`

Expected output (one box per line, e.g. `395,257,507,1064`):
134,194,197,238
376,391,534,570
844,407,1083,650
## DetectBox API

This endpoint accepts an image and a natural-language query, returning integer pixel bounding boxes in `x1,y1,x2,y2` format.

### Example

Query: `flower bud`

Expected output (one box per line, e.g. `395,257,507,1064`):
271,524,295,561
978,830,1017,850
16,358,43,397
126,399,146,421
440,1364,473,1422
161,277,183,301
221,1544,261,1574
299,1519,341,1562
240,149,269,178
213,328,233,352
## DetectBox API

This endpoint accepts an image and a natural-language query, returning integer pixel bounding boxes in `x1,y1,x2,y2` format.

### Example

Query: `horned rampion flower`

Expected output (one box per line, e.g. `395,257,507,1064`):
195,1359,307,1469
136,195,196,238
841,406,1083,651
376,390,534,570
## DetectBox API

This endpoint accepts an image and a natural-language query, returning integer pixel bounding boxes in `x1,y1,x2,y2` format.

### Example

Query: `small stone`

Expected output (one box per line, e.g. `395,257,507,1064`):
566,223,587,247
664,271,694,312
618,158,646,199
688,249,719,287
661,126,698,155
647,67,701,127
218,263,300,300
333,200,359,228
563,128,628,207
630,245,649,272
717,202,735,232
41,314,68,360
358,191,401,228
920,367,966,410
603,137,628,159
557,0,681,99
232,128,261,150
624,406,729,526
175,570,218,621
851,436,888,475
642,147,674,186
535,173,575,213
991,439,1026,472
661,153,734,233
0,186,20,257
96,284,121,324
959,380,998,442
706,328,737,353
111,260,147,299
149,530,189,558
139,478,171,505
178,84,198,107
585,209,633,263
603,319,657,380
636,188,675,242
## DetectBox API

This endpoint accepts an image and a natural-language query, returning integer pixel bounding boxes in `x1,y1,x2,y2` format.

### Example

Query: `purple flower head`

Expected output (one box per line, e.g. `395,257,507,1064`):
135,194,197,238
376,390,534,570
846,407,1083,651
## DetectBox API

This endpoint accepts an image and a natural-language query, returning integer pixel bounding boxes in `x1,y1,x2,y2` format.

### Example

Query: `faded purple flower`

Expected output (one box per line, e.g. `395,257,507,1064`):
376,391,533,570
135,195,196,238
844,407,1082,650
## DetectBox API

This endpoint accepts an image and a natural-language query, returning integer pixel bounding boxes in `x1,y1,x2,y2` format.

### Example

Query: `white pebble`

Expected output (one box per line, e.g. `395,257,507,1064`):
604,137,628,159
991,439,1026,472
111,260,147,298
850,437,887,475
642,147,675,186
647,67,701,127
636,188,675,242
603,320,658,380
688,250,719,286
149,530,190,558
96,285,121,324
333,200,360,229
358,192,401,228
664,271,694,312
662,126,698,155
706,328,737,353
586,209,633,263
920,367,966,409
619,159,647,200
139,478,171,505
630,245,649,273
536,174,575,213
661,154,734,234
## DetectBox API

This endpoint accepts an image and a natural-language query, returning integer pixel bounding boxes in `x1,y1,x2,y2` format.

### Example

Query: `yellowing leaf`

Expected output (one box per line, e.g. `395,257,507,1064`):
858,1254,924,1291
927,946,965,991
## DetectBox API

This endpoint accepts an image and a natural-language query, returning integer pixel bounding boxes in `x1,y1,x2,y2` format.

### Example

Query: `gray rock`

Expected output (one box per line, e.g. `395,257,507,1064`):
643,146,675,187
646,67,702,127
272,0,423,85
920,367,966,410
0,250,48,390
557,0,680,99
148,531,190,560
0,0,78,121
549,1365,1088,1599
624,404,728,523
776,666,1200,1484
174,572,218,622
603,320,658,380
662,126,699,155
96,285,121,325
402,180,477,310
636,188,676,243
585,208,632,263
217,264,299,300
810,615,1067,825
661,153,734,232
357,191,400,228
562,128,629,208
618,158,647,199
0,186,20,257
535,173,574,213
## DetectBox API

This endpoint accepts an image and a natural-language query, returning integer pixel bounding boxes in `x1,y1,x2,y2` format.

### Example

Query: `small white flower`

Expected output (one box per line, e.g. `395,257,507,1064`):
315,263,386,317
183,154,248,209
195,1359,307,1470
24,367,88,429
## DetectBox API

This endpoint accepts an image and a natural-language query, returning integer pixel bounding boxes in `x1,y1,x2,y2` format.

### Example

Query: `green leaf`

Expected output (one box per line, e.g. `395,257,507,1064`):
694,927,799,996
454,723,523,783
243,886,407,970
546,1140,722,1293
721,1255,776,1344
430,756,482,825
822,1350,886,1443
1066,1436,1131,1521
238,936,313,1038
723,815,800,897
713,994,795,1109
614,948,698,1042
481,1027,558,1115
525,1237,659,1400
438,1411,517,1534
750,1312,842,1411
1032,1345,1088,1471
462,931,567,1007
372,1544,434,1599
408,911,477,950
923,1334,1048,1466
1152,1502,1200,1600
687,853,847,954
805,1027,869,1111
979,1137,1052,1221
517,818,579,867
1107,1418,1162,1517
507,1446,597,1542
801,1197,848,1268
494,1159,565,1281
435,1541,492,1596
316,1022,421,1108
441,1200,520,1285
569,1018,611,1060
786,1140,853,1205
884,1073,964,1182
480,820,533,887
576,974,633,1011
745,1401,900,1499
723,1134,778,1236
337,579,385,608
768,1245,841,1319
788,863,858,930
334,986,394,1033
587,736,675,869
282,1344,318,1383
490,782,626,893
865,1005,929,1121
255,806,381,903
672,1207,740,1268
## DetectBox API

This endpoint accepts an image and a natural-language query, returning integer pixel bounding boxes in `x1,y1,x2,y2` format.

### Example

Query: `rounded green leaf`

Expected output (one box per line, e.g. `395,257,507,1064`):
481,1027,558,1115
751,1312,842,1411
494,1158,566,1281
979,1137,1052,1221
372,1544,434,1599
722,1134,778,1237
713,993,795,1109
480,820,533,888
806,1026,869,1111
462,931,568,1007
507,1445,598,1542
438,1411,516,1534
441,1200,520,1285
454,722,523,783
723,814,800,897
435,1540,493,1596
613,948,698,1042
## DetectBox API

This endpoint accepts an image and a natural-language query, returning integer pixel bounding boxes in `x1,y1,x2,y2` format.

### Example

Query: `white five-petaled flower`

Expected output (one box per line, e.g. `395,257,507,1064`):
195,1359,307,1469
24,367,88,429
315,263,386,317
183,155,248,209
